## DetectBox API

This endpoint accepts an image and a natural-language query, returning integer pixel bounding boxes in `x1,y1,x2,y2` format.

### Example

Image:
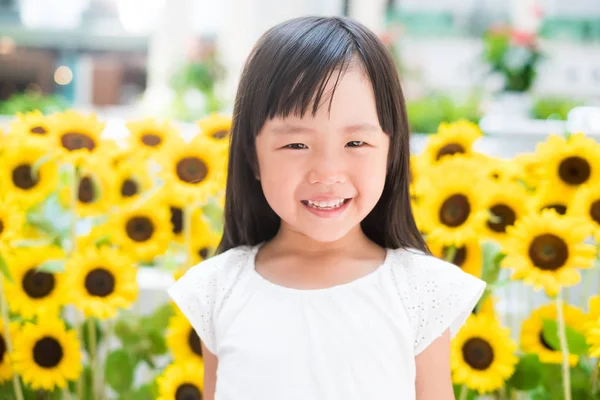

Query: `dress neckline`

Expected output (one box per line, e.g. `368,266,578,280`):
246,244,391,295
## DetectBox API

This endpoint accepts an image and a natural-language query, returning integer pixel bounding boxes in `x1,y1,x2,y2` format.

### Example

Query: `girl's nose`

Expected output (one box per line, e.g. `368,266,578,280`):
307,152,346,185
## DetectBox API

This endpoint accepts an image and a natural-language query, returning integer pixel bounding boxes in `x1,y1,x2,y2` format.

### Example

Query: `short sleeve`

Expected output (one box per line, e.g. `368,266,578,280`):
390,249,486,355
167,263,219,353
166,247,251,355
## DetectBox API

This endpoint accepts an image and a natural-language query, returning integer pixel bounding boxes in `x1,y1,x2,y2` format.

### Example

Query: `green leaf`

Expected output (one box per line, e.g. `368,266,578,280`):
105,349,135,393
480,240,503,284
201,200,224,234
542,319,589,356
452,384,476,400
68,365,93,400
508,354,543,390
36,260,65,273
142,303,174,333
130,383,154,400
115,318,142,346
147,330,168,355
30,154,52,182
82,318,103,355
0,252,13,284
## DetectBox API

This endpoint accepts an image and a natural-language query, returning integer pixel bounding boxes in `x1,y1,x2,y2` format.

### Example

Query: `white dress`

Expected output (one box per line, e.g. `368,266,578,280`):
167,245,486,400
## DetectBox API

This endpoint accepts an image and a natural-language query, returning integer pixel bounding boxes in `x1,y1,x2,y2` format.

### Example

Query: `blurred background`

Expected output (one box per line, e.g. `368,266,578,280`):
2,1,600,399
1,0,599,141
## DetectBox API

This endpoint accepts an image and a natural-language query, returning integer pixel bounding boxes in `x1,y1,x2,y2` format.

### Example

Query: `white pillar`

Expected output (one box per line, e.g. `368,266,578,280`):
509,0,543,34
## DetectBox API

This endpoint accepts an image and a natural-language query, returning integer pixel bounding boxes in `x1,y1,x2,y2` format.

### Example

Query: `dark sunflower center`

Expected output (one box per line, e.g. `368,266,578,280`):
121,179,139,197
0,334,6,363
0,220,4,236
30,126,47,135
85,268,115,297
188,328,202,357
33,337,63,368
211,129,229,140
589,200,600,225
22,269,55,299
542,204,567,216
12,164,38,190
61,132,96,151
175,383,202,400
462,337,494,370
539,332,555,351
125,217,154,242
491,172,500,180
176,157,208,184
528,234,569,271
170,207,183,235
436,143,465,160
443,246,467,267
141,133,162,147
487,204,517,233
439,194,471,227
198,247,209,261
558,156,591,185
78,176,96,203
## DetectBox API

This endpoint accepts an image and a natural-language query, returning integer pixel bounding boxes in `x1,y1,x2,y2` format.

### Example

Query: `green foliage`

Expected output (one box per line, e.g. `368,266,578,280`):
407,93,482,134
508,354,543,391
0,92,67,115
532,97,582,120
542,319,589,356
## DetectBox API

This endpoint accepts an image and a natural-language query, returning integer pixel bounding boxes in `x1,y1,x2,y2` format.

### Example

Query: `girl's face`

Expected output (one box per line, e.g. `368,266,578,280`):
256,68,390,243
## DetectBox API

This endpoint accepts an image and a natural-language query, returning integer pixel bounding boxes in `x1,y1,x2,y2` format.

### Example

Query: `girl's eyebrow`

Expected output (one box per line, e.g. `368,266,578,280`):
271,123,380,135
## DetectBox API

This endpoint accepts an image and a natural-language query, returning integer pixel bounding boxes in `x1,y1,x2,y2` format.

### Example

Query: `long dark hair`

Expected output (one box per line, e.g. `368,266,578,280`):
217,16,428,254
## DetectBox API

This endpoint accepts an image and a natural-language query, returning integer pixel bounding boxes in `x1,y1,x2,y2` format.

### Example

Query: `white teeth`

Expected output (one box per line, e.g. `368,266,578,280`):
306,199,346,210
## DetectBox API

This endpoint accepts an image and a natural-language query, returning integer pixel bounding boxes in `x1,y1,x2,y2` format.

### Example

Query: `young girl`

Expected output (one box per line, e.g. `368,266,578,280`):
168,16,485,400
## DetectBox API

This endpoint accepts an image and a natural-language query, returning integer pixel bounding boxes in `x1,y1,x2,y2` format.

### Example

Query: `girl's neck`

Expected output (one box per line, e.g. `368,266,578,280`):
267,223,377,257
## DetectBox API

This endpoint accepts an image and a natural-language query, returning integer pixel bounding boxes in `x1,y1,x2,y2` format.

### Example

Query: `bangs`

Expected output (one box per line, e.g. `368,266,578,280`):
263,21,357,119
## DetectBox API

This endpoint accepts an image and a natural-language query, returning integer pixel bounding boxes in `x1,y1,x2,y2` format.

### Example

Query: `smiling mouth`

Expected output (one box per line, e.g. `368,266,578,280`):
301,198,351,210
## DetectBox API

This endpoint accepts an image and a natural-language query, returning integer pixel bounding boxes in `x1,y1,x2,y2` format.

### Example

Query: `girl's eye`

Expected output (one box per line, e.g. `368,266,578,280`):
346,141,365,147
284,143,308,150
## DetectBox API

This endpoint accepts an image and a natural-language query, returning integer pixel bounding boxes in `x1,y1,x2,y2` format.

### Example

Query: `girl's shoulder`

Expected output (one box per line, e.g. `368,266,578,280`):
166,245,256,353
386,247,486,355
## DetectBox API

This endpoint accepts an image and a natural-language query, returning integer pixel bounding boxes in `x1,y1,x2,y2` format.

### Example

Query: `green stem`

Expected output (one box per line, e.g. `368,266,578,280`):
0,280,24,400
88,319,97,400
184,204,194,269
444,245,457,264
459,384,468,400
592,359,598,395
76,313,84,399
556,292,572,400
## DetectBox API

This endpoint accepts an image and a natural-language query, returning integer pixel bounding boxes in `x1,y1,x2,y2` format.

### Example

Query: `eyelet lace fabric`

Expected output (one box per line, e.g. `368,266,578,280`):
388,248,486,355
167,246,254,353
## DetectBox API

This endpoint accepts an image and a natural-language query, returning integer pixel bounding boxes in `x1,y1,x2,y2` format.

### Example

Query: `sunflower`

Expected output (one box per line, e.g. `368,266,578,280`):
569,184,600,241
7,110,54,143
113,157,153,205
421,120,482,164
0,140,59,208
197,113,231,142
49,110,107,164
0,197,24,245
502,210,596,297
126,118,184,156
157,360,204,400
530,184,574,217
4,246,67,319
475,296,497,318
66,246,138,319
165,197,187,244
110,195,172,262
66,158,117,217
12,316,82,391
585,296,600,360
512,152,543,189
535,133,600,195
520,303,587,366
167,310,203,362
158,136,227,204
479,155,527,185
483,183,532,245
427,238,482,278
187,208,221,266
451,314,518,394
416,157,488,246
0,322,19,384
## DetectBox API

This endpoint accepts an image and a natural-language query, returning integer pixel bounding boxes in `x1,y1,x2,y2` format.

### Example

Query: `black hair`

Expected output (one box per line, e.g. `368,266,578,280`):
217,16,428,254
